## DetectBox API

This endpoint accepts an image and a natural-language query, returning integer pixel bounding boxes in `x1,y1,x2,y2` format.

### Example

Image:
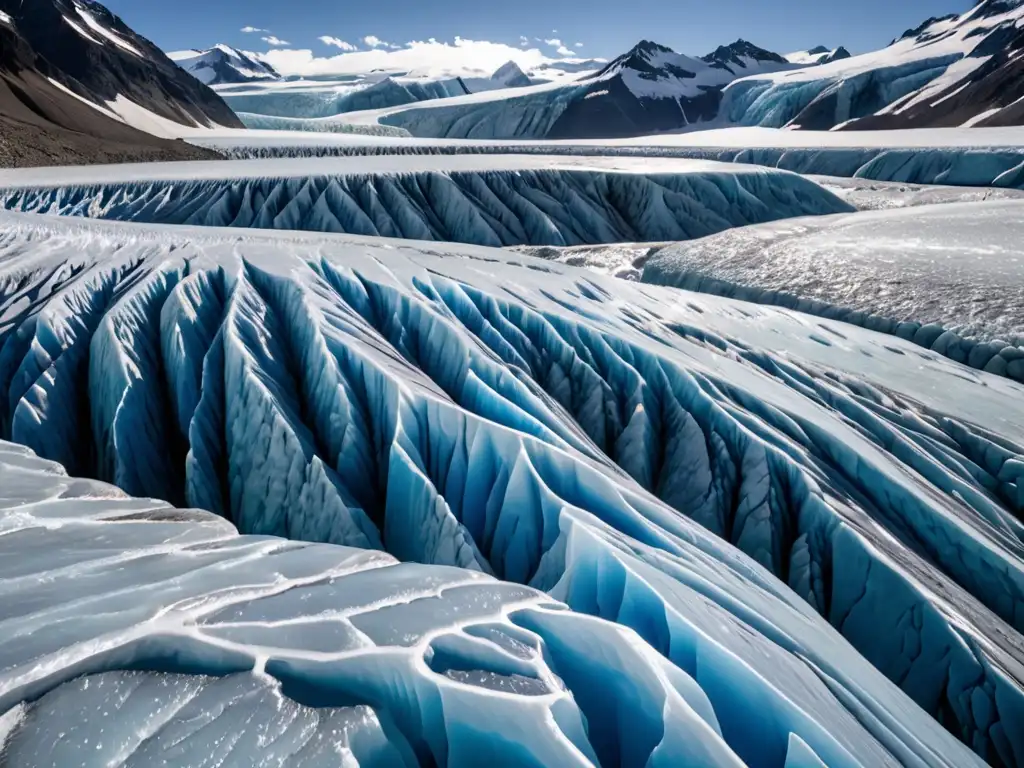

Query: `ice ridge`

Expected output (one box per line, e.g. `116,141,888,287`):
0,162,852,246
0,213,1022,765
200,141,1024,190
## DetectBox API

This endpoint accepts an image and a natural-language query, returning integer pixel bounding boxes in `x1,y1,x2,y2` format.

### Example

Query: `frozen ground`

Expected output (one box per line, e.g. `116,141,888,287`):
643,201,1024,379
0,156,851,247
0,212,1022,765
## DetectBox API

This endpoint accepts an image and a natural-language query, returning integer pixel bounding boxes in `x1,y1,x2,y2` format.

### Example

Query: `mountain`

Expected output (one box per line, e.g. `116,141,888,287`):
0,0,241,130
702,39,791,75
785,45,852,66
372,39,793,140
0,2,222,167
490,60,532,88
169,44,280,86
722,0,1024,130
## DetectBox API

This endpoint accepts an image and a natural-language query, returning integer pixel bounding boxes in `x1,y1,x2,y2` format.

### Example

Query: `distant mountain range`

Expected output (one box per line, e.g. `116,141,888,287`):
722,0,1024,130
168,45,280,85
3,0,1024,161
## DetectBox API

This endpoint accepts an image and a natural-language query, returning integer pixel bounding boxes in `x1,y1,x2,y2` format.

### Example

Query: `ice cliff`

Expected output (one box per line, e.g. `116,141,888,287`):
0,212,1022,765
0,156,852,246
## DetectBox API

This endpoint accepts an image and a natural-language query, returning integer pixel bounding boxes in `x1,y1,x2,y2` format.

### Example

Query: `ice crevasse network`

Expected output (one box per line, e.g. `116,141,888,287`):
0,212,1022,766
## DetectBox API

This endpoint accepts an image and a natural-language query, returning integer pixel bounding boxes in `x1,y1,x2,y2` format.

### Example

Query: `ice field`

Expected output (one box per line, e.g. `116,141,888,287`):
642,202,1024,379
0,156,852,246
0,212,1022,765
187,127,1024,188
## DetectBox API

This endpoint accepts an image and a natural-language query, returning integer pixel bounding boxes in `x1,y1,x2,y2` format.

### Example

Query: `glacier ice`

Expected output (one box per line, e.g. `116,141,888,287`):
194,135,1024,190
0,212,1022,765
642,202,1024,381
0,156,852,246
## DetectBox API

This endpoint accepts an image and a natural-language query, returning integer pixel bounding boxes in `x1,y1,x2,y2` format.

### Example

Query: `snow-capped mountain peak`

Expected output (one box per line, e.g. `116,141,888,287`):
702,39,790,75
169,44,280,85
490,60,531,88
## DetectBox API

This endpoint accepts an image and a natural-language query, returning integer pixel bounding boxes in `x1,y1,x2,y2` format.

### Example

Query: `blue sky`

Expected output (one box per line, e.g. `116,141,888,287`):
105,0,972,64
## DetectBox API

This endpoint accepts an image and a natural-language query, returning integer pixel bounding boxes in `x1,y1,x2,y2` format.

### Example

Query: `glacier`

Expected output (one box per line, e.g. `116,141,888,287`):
190,130,1024,190
0,212,1022,765
0,156,852,247
642,202,1024,381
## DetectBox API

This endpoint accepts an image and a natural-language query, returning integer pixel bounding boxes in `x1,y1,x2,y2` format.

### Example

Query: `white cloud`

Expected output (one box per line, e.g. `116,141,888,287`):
319,36,357,51
240,26,268,34
544,37,562,46
519,36,529,47
259,36,588,79
555,45,574,56
575,42,583,48
262,35,291,46
363,35,388,48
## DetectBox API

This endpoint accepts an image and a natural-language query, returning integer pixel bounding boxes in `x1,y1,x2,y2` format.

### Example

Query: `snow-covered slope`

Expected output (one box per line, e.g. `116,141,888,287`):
0,156,852,246
0,0,241,130
643,201,1024,377
1,212,1023,765
220,76,473,121
169,44,280,85
785,46,852,66
723,0,1024,130
313,39,794,139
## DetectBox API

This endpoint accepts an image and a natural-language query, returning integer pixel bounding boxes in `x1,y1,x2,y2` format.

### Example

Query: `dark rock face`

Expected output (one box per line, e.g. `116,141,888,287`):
0,0,242,128
0,3,224,167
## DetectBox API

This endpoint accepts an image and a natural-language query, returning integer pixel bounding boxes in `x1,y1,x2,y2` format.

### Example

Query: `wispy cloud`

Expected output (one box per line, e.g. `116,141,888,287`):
319,36,357,51
575,42,583,48
543,37,575,56
240,26,268,34
262,35,291,46
519,36,529,47
260,36,598,79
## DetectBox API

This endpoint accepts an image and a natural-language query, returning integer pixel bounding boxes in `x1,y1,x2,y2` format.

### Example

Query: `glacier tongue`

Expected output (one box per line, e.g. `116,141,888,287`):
0,156,853,246
0,212,1022,765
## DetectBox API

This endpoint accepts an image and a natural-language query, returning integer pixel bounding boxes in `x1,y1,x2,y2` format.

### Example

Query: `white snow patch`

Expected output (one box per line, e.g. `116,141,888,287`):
72,2,143,57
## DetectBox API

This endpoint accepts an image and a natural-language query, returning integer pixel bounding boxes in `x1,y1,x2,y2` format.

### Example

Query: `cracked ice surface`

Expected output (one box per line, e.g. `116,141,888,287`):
0,156,851,247
643,202,1024,380
0,212,1023,765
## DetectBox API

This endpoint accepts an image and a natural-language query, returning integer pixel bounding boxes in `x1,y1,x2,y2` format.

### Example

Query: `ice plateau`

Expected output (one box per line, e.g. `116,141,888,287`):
0,156,853,247
0,212,1022,765
642,201,1024,380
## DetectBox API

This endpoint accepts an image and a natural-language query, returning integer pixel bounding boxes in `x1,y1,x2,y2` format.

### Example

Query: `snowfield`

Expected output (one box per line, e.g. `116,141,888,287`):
0,212,1022,766
0,156,851,246
643,201,1024,373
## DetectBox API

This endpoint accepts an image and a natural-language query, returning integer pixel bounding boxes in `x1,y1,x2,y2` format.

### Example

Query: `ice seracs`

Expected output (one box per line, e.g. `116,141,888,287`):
0,155,853,246
0,212,1022,764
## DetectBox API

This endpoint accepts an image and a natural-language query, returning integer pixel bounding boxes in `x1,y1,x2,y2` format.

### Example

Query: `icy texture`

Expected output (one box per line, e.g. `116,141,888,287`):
193,135,1024,189
238,113,413,136
643,202,1024,380
0,156,851,247
221,77,471,119
0,213,1022,765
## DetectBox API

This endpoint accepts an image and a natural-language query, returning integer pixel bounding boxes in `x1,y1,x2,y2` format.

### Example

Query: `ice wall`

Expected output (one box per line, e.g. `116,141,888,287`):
0,163,852,247
198,140,1024,190
0,213,1022,765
